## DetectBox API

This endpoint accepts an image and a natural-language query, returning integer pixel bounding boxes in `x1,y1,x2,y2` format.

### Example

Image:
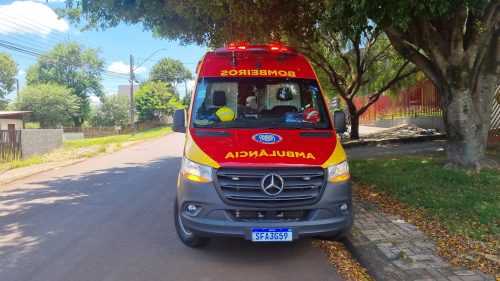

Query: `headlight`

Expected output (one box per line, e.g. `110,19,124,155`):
181,157,213,183
327,161,350,182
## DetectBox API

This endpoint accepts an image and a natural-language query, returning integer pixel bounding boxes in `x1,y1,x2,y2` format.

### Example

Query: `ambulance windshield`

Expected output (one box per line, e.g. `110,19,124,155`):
191,77,332,129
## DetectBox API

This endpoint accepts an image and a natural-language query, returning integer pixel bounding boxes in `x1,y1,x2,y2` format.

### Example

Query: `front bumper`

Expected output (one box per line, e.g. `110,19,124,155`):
176,174,353,240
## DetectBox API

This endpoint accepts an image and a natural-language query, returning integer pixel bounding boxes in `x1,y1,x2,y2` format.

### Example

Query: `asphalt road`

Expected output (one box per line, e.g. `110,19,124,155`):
0,133,343,281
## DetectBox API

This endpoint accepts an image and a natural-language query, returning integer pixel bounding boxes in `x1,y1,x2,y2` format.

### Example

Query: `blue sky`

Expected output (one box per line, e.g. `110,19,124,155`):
0,0,208,102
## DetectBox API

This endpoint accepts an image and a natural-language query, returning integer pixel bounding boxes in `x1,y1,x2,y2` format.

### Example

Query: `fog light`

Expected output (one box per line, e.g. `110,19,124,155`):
187,204,197,213
340,203,348,211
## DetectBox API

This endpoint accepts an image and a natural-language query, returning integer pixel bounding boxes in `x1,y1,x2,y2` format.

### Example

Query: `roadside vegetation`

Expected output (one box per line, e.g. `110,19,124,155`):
351,153,499,275
0,126,172,172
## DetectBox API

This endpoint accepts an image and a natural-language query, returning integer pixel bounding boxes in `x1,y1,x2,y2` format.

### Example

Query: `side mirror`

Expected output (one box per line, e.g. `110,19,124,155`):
333,111,347,134
173,109,186,133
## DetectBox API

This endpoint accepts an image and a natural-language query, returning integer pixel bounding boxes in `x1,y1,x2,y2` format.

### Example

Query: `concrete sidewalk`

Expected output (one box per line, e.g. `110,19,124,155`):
346,202,495,281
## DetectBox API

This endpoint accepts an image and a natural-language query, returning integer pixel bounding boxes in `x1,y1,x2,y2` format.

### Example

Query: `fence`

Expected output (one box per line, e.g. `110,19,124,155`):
63,126,120,138
120,119,163,134
63,119,166,138
0,130,21,162
489,87,500,141
354,80,442,125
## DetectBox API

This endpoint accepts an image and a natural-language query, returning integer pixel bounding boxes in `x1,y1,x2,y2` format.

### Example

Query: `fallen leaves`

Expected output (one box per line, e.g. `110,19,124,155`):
312,239,375,281
354,182,500,278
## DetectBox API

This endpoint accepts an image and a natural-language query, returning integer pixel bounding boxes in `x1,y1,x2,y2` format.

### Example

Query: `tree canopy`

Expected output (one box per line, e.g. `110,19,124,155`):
91,93,130,127
135,81,184,120
149,58,193,88
26,42,104,127
15,83,79,128
0,52,18,110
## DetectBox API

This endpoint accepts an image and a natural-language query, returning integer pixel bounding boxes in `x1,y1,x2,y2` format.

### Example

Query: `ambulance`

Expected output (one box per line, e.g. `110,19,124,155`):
172,43,351,247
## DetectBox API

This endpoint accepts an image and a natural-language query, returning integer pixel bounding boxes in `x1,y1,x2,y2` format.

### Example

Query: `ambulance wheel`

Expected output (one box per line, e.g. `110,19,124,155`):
174,197,210,247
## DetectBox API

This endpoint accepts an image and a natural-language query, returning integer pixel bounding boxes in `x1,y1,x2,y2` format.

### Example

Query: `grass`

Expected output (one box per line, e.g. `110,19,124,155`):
350,156,500,241
0,126,172,172
5,155,44,169
64,126,172,148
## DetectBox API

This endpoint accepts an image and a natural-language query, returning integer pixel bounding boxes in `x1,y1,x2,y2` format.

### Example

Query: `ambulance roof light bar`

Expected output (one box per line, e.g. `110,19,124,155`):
216,43,296,53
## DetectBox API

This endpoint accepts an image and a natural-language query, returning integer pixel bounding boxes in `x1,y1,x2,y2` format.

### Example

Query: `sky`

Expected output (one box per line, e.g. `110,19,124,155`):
0,0,208,103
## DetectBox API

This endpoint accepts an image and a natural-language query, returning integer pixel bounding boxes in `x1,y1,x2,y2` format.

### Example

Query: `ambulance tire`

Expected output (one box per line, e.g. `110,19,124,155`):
174,197,210,248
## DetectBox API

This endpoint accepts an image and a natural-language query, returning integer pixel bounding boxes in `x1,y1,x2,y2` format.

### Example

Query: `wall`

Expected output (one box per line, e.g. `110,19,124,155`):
21,129,63,159
376,116,446,132
0,118,23,130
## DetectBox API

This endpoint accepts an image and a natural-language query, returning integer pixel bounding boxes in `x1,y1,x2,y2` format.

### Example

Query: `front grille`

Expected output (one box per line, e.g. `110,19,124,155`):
216,167,326,206
231,210,308,221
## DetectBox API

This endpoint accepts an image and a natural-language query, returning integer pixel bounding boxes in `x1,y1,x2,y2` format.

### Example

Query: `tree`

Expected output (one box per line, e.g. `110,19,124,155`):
182,90,193,108
90,93,130,127
26,42,104,127
298,30,417,139
135,81,184,120
0,53,18,109
15,83,79,128
330,0,499,168
150,58,193,89
61,0,498,167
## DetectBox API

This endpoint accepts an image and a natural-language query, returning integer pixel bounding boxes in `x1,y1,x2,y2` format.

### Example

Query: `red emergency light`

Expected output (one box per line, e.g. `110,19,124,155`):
269,43,290,52
227,43,248,50
216,43,296,56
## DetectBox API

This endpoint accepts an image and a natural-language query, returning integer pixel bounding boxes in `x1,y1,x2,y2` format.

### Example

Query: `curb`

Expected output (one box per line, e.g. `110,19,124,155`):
342,134,446,148
343,202,495,281
343,230,402,281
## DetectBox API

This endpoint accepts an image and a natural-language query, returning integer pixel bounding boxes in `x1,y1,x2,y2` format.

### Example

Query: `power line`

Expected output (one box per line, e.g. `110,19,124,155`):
0,39,130,80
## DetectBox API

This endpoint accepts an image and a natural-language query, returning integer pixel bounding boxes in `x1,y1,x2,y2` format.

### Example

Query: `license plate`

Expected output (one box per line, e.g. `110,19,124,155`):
251,228,293,242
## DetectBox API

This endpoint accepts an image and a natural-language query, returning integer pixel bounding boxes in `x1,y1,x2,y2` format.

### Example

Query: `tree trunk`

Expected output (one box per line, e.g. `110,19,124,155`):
346,100,360,139
441,77,495,169
73,117,83,127
350,115,360,140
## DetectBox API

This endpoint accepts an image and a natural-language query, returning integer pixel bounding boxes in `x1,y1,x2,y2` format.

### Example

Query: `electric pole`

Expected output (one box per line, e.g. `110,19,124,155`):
129,54,136,136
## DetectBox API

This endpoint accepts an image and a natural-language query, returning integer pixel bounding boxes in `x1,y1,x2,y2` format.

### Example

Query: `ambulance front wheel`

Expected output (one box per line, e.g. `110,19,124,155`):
174,197,210,248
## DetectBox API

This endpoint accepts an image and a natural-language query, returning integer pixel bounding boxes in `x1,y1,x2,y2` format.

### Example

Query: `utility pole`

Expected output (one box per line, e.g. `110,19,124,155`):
16,78,19,99
129,54,136,136
128,48,166,136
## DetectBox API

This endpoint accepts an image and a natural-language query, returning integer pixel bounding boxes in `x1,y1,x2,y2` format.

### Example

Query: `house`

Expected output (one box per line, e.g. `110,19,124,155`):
0,111,32,130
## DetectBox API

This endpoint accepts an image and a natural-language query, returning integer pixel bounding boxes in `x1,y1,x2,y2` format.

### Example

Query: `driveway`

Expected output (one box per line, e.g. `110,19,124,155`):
0,133,343,281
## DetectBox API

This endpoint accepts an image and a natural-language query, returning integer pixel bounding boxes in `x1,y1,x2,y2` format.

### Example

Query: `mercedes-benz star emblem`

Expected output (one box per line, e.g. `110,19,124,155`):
261,173,284,196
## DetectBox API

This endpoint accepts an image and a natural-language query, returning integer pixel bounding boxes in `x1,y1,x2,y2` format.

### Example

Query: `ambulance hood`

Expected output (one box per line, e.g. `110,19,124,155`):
188,128,342,168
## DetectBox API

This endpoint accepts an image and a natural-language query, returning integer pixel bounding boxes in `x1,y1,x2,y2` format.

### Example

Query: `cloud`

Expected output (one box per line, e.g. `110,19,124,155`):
107,61,147,75
0,1,69,36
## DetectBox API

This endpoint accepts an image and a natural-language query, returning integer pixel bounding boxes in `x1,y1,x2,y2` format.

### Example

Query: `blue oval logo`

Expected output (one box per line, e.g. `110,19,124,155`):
252,133,282,144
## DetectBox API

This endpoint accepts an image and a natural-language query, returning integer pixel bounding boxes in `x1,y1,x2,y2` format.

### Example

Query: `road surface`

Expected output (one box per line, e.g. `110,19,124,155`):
0,133,343,281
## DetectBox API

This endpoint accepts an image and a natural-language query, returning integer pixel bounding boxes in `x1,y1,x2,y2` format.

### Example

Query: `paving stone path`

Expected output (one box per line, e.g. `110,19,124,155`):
346,203,495,281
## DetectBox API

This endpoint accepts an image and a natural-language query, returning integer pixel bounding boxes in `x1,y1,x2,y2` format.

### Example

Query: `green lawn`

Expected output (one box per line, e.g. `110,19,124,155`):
351,157,499,241
64,126,172,148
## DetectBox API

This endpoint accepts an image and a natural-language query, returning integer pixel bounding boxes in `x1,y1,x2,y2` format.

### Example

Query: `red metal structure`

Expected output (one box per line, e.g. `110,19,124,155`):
354,80,442,124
